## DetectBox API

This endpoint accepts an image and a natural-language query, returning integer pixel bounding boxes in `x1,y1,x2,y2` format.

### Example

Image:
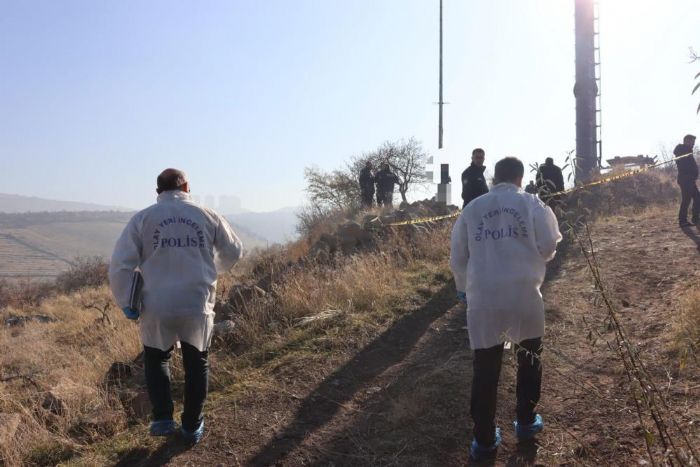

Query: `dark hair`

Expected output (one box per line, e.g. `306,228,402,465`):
545,157,554,165
684,134,696,145
156,169,187,194
472,148,485,157
494,157,524,184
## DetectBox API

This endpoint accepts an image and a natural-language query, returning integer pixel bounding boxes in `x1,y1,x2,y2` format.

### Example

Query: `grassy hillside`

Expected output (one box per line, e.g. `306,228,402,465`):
0,212,268,278
227,207,300,244
0,234,70,278
0,193,126,213
5,221,131,261
1,172,699,466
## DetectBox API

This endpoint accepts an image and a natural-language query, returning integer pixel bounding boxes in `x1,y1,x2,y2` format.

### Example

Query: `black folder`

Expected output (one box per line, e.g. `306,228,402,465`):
128,270,144,312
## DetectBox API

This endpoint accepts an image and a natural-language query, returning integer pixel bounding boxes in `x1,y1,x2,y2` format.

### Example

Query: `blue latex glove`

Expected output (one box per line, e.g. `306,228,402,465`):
122,307,139,320
456,291,467,304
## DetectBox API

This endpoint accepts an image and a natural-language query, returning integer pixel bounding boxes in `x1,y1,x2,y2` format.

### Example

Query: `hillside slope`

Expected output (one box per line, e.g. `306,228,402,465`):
0,212,268,278
0,193,126,213
63,205,700,466
227,207,300,244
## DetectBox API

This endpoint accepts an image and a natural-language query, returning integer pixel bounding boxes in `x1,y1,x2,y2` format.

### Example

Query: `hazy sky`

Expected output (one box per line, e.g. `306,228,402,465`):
1,0,698,212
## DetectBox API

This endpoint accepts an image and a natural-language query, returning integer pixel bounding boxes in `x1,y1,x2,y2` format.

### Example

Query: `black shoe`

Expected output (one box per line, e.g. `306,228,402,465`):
680,220,693,227
693,218,699,226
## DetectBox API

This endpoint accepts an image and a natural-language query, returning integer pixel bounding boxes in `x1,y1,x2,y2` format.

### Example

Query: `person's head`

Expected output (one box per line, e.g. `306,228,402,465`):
382,163,390,171
365,161,373,169
471,148,485,167
683,134,696,148
493,157,524,187
545,157,554,166
156,168,189,195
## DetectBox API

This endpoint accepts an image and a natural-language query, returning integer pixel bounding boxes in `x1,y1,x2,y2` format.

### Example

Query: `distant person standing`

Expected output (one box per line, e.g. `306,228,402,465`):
461,148,489,208
536,158,565,206
525,180,538,195
375,163,400,208
359,161,376,208
450,157,562,461
109,169,243,443
674,134,699,227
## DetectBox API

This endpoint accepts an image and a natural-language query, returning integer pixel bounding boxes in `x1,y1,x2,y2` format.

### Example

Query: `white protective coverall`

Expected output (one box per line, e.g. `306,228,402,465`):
450,183,562,350
109,190,243,352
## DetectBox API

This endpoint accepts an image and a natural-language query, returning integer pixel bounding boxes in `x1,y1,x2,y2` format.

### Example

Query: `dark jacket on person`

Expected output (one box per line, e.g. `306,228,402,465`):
375,168,400,193
536,163,565,193
674,144,698,182
461,164,489,207
359,167,375,195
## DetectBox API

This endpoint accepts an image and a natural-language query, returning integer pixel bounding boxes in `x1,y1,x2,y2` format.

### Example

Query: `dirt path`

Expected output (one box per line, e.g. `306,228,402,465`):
536,212,700,464
112,210,700,466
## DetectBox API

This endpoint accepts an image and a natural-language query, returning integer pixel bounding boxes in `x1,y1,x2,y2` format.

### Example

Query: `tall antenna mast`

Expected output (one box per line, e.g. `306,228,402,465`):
594,0,603,166
438,0,444,149
574,0,599,182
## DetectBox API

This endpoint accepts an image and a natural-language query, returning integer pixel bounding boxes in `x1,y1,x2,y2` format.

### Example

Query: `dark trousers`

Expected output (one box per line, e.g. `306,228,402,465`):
678,178,700,223
471,338,542,446
144,341,209,431
376,191,393,208
361,191,374,208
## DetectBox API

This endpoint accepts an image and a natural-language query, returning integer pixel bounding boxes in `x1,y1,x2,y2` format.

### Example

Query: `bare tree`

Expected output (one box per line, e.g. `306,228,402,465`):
350,138,431,203
303,167,360,211
301,138,431,224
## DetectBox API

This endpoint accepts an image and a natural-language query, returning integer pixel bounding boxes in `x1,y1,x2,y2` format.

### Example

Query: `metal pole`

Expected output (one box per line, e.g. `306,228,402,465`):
438,0,444,149
574,0,598,182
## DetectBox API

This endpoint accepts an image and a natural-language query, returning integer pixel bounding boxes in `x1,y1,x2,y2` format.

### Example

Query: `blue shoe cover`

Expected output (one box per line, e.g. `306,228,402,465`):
150,419,178,436
470,427,501,460
181,420,205,444
514,413,544,440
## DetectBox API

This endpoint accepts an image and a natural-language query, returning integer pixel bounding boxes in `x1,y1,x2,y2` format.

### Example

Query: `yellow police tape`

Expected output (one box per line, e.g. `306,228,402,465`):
387,151,694,227
388,212,460,226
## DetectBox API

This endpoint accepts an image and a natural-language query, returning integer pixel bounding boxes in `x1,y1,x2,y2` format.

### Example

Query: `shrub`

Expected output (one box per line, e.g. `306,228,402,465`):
55,256,108,294
296,204,357,240
0,279,55,310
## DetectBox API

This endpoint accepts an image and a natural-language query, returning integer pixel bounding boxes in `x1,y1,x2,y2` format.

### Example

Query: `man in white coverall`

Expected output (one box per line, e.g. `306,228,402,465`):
109,168,242,443
450,157,561,460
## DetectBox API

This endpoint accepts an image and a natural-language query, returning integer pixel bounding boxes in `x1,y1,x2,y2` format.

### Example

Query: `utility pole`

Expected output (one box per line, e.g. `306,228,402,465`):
438,0,444,149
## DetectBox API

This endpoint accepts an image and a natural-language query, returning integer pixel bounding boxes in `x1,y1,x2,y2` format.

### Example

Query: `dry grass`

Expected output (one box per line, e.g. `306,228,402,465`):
0,286,140,466
673,288,700,371
215,224,450,361
0,212,452,465
557,166,698,378
556,167,679,229
0,279,56,309
3,166,689,465
0,257,109,312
